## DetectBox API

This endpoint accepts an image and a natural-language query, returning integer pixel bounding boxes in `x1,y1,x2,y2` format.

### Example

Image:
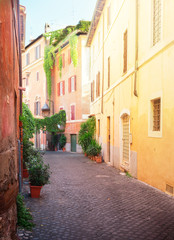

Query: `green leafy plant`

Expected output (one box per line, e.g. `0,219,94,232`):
59,134,66,149
43,20,91,100
20,103,35,142
78,117,96,153
28,157,51,186
86,140,101,157
35,110,66,133
126,171,132,178
17,194,35,230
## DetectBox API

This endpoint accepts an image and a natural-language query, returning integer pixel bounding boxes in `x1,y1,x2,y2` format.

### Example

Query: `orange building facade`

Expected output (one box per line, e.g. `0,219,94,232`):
52,31,90,152
22,34,49,150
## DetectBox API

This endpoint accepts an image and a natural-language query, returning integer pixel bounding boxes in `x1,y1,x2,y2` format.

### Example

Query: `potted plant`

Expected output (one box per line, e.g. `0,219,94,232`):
28,157,51,198
86,140,102,162
59,134,66,151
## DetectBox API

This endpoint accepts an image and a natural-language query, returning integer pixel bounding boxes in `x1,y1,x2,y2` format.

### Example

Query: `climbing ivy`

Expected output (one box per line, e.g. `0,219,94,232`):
43,20,91,100
69,34,78,67
43,45,55,101
35,110,66,133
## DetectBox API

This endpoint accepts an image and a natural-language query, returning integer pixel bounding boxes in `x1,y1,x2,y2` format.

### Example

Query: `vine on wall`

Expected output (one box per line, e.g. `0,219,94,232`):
43,20,91,100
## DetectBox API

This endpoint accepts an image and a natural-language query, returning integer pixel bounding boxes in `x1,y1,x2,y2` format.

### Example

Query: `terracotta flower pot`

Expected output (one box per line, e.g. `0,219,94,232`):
84,153,87,157
23,169,29,178
63,147,66,152
30,185,43,198
95,156,102,163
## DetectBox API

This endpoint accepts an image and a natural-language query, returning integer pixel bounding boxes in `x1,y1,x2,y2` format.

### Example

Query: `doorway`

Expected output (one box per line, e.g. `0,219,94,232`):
71,134,77,152
122,114,130,165
107,117,110,162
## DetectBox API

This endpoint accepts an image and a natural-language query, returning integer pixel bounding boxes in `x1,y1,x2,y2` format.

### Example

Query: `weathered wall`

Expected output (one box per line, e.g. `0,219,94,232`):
0,0,20,239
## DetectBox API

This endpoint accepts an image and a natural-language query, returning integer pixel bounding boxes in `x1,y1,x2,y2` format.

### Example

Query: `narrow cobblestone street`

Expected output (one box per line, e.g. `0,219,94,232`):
19,152,174,240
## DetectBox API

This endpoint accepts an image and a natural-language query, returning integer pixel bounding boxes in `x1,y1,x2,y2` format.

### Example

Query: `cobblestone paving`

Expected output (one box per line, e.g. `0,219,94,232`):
18,152,174,240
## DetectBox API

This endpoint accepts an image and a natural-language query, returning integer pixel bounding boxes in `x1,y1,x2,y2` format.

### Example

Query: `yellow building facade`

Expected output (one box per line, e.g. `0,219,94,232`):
87,0,174,194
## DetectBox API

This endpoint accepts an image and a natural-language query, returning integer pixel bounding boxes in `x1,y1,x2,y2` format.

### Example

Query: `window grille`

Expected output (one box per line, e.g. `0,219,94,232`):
153,98,160,131
153,0,161,46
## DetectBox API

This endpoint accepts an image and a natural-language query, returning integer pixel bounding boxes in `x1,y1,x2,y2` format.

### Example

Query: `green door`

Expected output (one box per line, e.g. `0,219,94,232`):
71,134,76,152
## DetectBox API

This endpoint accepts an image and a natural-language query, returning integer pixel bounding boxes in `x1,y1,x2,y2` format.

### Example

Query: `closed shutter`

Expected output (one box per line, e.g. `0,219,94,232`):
71,105,75,120
38,101,41,116
122,115,129,163
96,74,98,97
57,83,60,96
68,77,71,92
98,72,100,97
63,81,65,95
123,30,128,73
74,75,76,91
68,49,71,64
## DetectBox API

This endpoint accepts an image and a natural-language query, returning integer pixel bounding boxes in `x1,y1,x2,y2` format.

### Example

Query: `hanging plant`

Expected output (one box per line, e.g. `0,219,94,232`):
43,20,91,99
43,45,56,101
69,34,78,67
58,48,63,78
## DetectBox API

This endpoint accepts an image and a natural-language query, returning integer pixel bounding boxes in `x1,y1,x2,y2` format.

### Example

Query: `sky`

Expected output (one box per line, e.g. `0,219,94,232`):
20,0,97,45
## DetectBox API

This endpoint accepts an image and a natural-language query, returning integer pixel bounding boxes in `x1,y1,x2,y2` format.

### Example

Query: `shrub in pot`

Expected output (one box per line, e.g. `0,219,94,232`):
28,158,51,198
86,140,102,161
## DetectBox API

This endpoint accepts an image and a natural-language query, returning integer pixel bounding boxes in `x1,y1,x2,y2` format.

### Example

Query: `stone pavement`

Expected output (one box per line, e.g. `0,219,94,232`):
18,152,174,240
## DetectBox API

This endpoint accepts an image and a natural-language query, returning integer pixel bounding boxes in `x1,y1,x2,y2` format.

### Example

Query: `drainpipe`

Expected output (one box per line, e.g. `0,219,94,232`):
17,0,23,115
101,12,105,113
134,0,138,97
18,140,22,193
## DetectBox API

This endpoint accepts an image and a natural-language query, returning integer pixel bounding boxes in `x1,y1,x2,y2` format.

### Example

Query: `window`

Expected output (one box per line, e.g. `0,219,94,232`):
149,95,162,137
68,76,76,92
91,80,94,102
26,76,29,86
35,101,41,116
36,71,39,81
152,98,161,131
71,105,75,120
26,53,30,65
153,0,162,46
108,57,110,88
107,4,111,29
35,45,41,60
62,53,65,68
96,72,100,98
57,81,65,96
68,49,71,64
123,30,128,73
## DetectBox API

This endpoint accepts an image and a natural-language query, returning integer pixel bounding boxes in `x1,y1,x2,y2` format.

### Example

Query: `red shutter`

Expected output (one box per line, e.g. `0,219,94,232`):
74,75,76,91
63,81,65,95
68,77,71,92
57,83,60,96
62,54,65,68
71,105,75,120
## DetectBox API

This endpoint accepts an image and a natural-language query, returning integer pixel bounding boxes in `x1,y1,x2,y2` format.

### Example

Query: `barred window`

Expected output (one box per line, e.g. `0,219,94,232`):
153,0,162,46
152,98,161,131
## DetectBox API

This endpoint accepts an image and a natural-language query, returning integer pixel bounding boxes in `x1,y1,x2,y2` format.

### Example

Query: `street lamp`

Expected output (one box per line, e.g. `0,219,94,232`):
41,103,50,117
